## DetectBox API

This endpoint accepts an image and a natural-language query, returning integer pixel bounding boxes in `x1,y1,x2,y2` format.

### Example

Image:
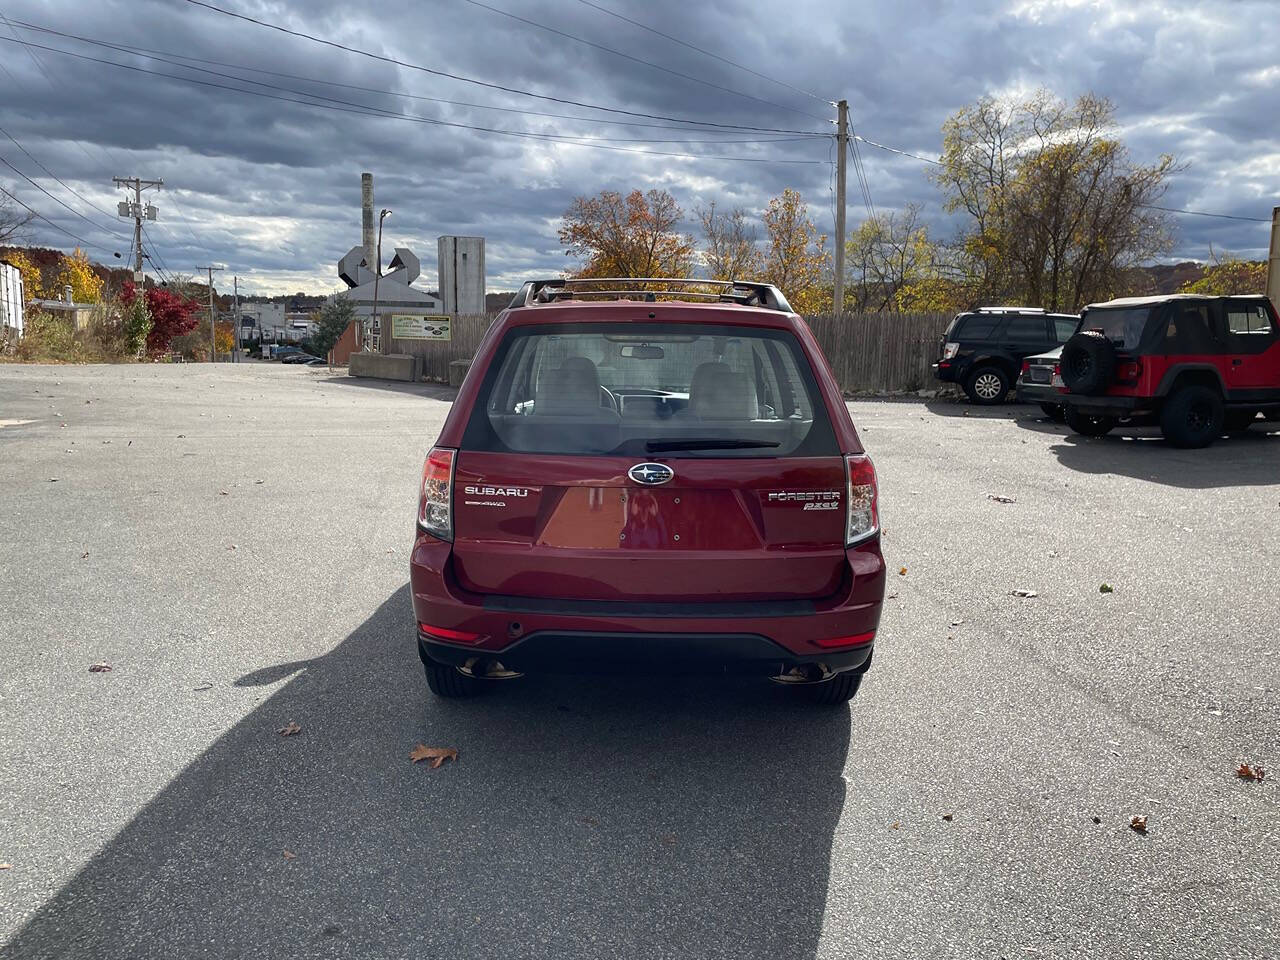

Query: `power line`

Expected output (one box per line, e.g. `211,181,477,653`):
0,11,54,85
573,0,833,106
0,123,124,226
0,154,123,241
458,0,827,122
0,183,112,252
179,0,829,135
1140,204,1270,224
7,18,828,137
0,35,825,165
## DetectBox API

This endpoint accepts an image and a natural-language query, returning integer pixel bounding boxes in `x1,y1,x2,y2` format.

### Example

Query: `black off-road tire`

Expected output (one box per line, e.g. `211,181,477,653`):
1040,402,1066,422
1160,385,1225,449
802,671,863,706
965,366,1010,405
1060,331,1116,395
423,658,483,698
1065,407,1116,437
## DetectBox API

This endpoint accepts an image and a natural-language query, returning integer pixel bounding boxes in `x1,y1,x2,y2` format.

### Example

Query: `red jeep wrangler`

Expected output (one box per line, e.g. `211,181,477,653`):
1058,294,1280,447
410,278,884,705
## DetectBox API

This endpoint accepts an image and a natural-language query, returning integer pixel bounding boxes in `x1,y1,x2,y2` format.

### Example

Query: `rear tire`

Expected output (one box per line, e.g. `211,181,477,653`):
1039,402,1066,422
965,366,1009,405
423,659,483,698
1160,385,1225,448
1065,407,1116,437
802,670,863,706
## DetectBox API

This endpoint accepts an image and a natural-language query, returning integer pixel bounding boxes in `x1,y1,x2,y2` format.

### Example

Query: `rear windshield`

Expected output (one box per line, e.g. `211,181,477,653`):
461,322,838,458
1080,307,1152,350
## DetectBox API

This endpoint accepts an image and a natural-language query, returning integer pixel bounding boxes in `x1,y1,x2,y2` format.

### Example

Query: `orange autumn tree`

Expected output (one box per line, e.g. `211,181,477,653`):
558,189,696,279
762,188,830,314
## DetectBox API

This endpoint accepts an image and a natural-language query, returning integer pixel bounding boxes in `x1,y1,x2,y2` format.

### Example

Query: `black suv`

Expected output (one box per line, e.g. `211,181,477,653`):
934,307,1079,404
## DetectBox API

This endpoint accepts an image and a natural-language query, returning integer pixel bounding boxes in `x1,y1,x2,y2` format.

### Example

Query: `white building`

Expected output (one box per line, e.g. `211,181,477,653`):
0,260,24,338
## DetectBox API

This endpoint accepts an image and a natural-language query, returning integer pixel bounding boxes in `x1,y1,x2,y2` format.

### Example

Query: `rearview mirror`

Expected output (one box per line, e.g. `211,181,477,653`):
620,344,664,359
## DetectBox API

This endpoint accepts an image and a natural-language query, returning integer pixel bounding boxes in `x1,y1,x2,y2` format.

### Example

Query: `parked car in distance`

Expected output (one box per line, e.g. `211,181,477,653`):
934,307,1080,404
1016,346,1067,421
271,345,305,360
1059,294,1280,447
280,352,320,364
410,277,884,705
304,357,327,366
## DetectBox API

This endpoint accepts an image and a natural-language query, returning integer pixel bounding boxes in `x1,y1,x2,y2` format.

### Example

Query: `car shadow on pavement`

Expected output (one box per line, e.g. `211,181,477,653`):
1035,424,1280,488
314,374,459,401
923,398,1038,420
6,586,852,960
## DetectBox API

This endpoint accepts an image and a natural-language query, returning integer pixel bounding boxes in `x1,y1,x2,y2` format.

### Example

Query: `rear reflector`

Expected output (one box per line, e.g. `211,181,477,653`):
417,622,484,645
815,631,876,649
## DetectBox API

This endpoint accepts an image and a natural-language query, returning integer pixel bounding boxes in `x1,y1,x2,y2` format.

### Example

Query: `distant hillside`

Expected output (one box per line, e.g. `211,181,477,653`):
486,291,517,313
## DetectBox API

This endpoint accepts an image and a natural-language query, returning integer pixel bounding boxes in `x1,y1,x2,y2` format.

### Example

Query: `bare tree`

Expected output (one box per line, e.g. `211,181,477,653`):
844,204,937,312
0,190,34,246
697,202,762,281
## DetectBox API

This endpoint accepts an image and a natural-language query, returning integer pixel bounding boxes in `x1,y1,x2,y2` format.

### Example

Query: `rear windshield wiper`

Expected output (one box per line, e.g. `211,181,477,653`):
644,438,781,452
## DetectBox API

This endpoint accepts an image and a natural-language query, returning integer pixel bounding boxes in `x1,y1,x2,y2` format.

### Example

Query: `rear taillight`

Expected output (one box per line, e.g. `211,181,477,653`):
844,454,878,546
942,342,959,360
418,447,455,540
1020,360,1031,375
1051,362,1064,388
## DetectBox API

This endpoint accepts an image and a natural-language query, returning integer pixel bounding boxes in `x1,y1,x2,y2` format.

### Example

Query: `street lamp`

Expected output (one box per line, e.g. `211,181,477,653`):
369,207,391,352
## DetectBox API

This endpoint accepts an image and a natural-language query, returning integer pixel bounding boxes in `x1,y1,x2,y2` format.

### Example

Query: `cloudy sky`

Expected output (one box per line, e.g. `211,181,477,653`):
0,0,1276,296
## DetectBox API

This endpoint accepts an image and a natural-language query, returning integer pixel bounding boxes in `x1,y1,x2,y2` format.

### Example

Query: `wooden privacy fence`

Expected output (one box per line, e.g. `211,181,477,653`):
386,310,953,395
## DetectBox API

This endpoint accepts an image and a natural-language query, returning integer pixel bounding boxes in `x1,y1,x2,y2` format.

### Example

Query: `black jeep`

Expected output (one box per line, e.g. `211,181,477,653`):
934,307,1079,404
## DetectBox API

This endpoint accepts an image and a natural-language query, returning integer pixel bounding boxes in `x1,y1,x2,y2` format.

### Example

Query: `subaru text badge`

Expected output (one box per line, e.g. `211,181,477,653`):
628,462,674,486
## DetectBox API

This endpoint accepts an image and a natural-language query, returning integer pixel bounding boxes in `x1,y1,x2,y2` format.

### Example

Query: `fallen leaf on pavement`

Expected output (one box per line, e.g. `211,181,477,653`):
1129,815,1148,834
0,863,10,870
1100,583,1114,594
987,494,1016,504
193,682,213,692
88,662,112,673
219,490,228,496
889,821,900,830
410,744,458,768
282,849,297,860
278,721,302,737
80,552,89,559
1236,763,1266,781
254,479,264,484
1091,816,1102,824
1011,589,1039,598
898,567,908,576
48,477,59,483
941,813,953,822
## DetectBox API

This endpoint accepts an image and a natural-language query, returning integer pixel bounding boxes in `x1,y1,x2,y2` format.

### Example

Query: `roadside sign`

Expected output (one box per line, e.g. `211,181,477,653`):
391,314,451,341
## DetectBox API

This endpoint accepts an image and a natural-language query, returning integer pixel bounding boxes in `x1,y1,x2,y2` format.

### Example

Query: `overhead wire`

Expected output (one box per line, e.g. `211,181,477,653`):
0,154,124,245
572,0,834,105
0,183,113,252
0,35,825,164
0,124,126,228
179,0,829,135
458,0,828,122
4,19,828,137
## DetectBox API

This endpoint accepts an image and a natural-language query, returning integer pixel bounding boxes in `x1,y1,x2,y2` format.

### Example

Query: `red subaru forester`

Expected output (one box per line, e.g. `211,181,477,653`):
410,278,884,705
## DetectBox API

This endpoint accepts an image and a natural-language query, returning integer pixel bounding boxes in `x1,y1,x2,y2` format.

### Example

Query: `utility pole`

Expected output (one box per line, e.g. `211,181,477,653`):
113,177,163,283
1268,206,1280,302
832,100,849,321
196,265,224,362
232,275,239,362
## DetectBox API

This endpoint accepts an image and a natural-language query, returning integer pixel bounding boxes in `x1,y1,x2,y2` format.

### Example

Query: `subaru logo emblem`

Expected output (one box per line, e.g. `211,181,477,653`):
627,462,674,486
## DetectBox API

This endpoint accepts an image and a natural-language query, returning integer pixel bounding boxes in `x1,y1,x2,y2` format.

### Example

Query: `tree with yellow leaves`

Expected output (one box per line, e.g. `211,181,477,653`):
762,189,830,314
2,248,44,300
53,248,104,303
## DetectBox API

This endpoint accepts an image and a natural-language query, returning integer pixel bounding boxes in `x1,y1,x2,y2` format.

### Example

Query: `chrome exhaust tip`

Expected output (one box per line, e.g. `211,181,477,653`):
769,663,834,685
458,657,523,680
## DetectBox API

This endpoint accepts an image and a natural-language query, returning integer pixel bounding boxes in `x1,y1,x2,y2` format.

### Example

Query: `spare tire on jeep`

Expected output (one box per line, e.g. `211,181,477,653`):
1060,331,1116,395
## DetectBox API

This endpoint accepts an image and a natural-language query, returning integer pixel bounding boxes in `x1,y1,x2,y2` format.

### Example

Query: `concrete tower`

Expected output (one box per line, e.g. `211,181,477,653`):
361,172,376,272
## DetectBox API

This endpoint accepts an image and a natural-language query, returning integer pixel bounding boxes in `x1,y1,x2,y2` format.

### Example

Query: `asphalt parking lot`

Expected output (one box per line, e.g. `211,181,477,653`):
1,363,1277,960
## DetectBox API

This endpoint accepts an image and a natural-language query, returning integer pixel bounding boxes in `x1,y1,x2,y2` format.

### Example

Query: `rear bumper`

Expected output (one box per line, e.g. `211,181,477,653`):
932,361,959,383
1015,379,1061,405
1062,393,1151,417
409,534,885,676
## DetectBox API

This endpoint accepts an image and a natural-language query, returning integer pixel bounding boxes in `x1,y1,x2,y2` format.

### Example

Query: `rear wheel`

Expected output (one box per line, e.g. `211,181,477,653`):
1039,402,1066,422
802,670,863,706
966,366,1009,405
1065,407,1116,437
421,654,483,698
1160,385,1225,448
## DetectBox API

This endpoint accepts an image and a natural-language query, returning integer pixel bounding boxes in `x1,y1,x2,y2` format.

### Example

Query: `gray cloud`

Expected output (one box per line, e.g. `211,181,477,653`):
0,0,1275,295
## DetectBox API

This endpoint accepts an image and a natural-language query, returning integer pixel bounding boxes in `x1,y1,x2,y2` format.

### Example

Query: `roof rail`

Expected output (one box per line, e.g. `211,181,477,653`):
508,277,794,313
974,306,1045,314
